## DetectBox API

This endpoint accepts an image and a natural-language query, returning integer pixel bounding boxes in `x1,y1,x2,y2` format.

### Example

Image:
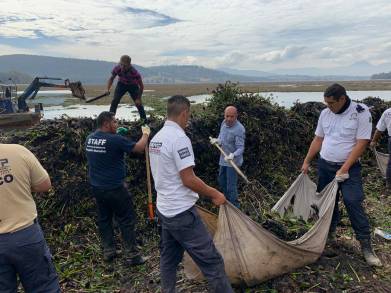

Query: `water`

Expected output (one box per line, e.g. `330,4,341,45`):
25,90,391,120
43,104,153,121
186,91,391,107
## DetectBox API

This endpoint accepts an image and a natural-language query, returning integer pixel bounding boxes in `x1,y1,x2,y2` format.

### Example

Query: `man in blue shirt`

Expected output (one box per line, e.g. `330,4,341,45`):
85,111,150,265
210,106,245,207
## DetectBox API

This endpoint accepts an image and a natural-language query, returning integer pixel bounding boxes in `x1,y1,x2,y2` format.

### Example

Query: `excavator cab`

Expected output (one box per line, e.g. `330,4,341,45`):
0,84,17,114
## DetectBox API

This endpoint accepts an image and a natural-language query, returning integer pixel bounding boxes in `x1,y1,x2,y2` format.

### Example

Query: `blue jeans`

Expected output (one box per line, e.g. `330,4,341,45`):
0,221,60,293
317,158,370,240
218,166,239,207
157,207,233,293
386,137,391,187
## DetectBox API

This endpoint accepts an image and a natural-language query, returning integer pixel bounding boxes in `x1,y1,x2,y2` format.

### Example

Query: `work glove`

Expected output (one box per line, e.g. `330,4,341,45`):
141,125,151,136
224,153,235,162
105,90,111,96
335,173,349,182
116,127,129,136
209,137,221,145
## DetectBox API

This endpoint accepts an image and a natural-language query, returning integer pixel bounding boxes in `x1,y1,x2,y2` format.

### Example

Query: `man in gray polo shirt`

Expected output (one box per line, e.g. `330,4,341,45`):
210,106,245,207
149,95,233,293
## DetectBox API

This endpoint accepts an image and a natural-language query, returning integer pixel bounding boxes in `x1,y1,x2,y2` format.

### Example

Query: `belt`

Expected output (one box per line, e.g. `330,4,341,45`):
320,157,360,167
320,157,344,166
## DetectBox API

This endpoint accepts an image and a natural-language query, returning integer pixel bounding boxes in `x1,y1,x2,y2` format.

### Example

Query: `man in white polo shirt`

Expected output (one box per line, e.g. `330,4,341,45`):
370,107,391,192
301,83,382,267
149,95,233,293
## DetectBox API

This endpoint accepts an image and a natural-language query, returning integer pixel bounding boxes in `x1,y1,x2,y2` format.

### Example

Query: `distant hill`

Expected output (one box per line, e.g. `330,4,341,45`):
270,61,390,77
219,67,275,78
0,71,32,84
0,54,375,84
371,72,391,79
0,54,260,84
219,66,368,81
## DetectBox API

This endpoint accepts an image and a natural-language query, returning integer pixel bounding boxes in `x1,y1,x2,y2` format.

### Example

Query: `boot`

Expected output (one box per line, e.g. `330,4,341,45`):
126,254,148,266
123,249,148,266
360,239,382,267
327,231,337,244
103,247,116,262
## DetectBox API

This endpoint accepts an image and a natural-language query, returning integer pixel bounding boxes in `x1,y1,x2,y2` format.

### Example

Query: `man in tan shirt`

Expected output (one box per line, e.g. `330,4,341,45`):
0,143,61,292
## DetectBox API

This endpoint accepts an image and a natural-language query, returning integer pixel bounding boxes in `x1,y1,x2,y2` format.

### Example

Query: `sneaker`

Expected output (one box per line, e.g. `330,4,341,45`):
125,254,148,266
360,239,382,267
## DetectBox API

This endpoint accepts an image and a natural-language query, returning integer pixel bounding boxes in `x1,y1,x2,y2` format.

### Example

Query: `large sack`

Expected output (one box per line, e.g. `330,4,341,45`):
374,149,389,178
184,174,338,286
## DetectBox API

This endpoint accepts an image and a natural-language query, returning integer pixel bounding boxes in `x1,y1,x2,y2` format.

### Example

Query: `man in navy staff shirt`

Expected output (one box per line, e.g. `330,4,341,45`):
106,55,146,121
149,95,233,293
210,106,245,207
85,111,150,265
301,83,382,267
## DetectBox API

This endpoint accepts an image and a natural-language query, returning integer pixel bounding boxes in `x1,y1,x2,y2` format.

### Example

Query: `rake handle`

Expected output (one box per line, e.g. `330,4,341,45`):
145,143,155,220
209,136,249,183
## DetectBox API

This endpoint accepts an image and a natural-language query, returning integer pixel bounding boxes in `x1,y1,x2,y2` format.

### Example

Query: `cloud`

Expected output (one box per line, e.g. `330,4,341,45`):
255,46,306,63
0,0,390,72
0,30,61,48
125,7,182,27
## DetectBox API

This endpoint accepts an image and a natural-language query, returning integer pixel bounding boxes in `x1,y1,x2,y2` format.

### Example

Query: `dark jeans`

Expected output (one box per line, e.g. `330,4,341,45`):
157,207,233,293
0,222,61,293
386,137,391,187
317,158,371,240
92,186,138,253
109,81,146,120
218,166,239,207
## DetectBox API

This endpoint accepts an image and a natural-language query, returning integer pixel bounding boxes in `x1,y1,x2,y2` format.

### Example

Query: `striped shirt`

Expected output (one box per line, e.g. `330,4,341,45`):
111,65,142,86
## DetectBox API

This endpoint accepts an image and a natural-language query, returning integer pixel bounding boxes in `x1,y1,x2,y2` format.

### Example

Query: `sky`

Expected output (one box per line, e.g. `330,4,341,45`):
1,0,391,72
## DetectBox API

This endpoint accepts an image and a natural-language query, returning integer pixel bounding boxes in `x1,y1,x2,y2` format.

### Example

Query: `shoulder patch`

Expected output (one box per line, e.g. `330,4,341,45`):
178,147,191,159
356,104,365,113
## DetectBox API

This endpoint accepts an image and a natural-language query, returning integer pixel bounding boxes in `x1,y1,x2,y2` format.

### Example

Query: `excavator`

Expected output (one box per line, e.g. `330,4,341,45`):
0,77,108,128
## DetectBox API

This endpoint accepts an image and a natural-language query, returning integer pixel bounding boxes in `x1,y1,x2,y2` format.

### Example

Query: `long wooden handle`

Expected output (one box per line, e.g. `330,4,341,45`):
209,137,249,183
85,92,110,103
145,143,155,220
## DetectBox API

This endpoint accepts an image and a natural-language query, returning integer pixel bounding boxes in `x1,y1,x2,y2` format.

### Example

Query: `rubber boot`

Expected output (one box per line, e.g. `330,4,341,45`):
360,239,382,267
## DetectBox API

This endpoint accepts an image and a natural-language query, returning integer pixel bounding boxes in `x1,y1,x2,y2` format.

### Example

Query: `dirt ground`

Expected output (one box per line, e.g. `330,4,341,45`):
38,162,389,293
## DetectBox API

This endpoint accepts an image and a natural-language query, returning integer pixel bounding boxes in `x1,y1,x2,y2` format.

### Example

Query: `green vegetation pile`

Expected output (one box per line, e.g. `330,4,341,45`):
0,82,389,292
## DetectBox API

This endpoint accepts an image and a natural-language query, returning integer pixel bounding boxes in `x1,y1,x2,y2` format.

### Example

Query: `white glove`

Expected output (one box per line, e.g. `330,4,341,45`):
335,173,349,182
224,153,235,162
209,137,220,145
141,125,151,136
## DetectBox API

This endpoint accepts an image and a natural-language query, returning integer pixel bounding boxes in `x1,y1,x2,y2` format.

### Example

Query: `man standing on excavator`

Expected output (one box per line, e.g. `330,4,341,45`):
106,55,147,122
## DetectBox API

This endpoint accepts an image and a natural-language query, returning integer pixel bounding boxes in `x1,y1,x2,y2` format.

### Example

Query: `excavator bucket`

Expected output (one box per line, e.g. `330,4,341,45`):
65,79,86,100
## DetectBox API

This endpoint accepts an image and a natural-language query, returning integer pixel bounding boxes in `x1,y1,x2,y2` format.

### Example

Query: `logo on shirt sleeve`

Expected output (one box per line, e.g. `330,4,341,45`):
178,147,191,159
